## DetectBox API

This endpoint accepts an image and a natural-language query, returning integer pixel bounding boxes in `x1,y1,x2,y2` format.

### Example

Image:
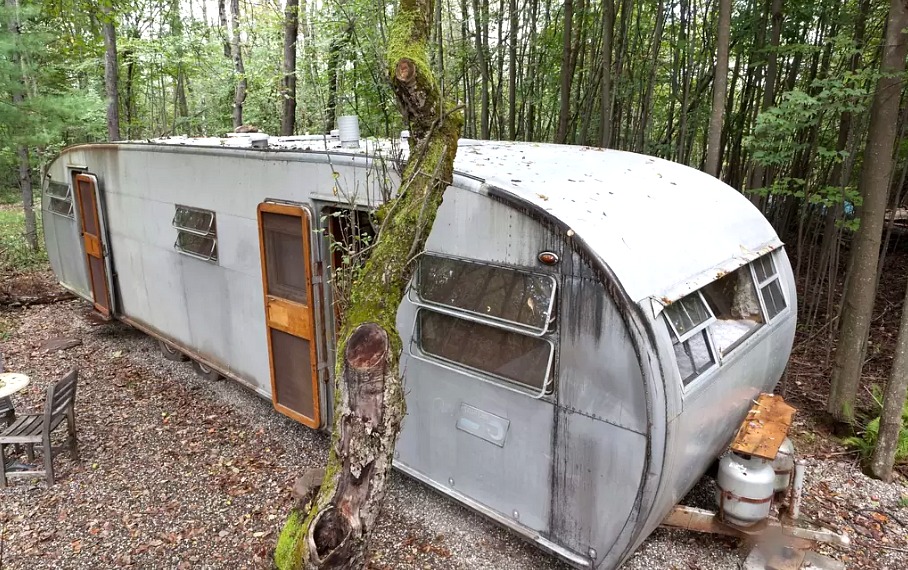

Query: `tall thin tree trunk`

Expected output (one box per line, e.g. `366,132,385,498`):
101,6,120,141
472,0,490,138
871,260,908,480
599,0,614,147
325,22,354,133
507,0,518,139
229,0,246,129
555,0,574,143
749,0,782,192
828,0,908,425
218,0,230,57
635,0,664,153
281,0,300,136
6,0,36,252
705,0,730,177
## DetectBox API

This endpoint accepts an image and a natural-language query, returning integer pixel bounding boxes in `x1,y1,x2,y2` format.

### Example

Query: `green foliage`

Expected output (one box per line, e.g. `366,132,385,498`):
0,204,47,273
843,385,908,465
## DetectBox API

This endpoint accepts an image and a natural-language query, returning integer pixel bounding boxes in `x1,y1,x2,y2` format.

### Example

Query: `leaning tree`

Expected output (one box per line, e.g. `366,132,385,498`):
273,0,462,567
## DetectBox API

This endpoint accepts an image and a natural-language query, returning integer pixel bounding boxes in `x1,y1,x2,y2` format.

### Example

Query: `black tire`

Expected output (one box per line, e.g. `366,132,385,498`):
191,359,222,381
158,339,189,362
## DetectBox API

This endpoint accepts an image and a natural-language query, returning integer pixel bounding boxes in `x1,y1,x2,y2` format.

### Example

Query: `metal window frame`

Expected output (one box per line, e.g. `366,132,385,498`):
45,181,70,199
663,291,716,343
411,308,556,399
173,231,219,263
749,253,787,322
172,204,218,263
48,196,74,218
172,204,216,237
409,253,557,337
45,181,74,219
672,328,718,387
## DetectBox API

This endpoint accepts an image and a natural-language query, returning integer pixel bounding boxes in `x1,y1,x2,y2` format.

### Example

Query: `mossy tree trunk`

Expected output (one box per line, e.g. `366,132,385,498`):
274,0,461,568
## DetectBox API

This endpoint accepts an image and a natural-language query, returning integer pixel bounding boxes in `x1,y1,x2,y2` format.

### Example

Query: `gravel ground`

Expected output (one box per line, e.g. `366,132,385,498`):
1,299,906,569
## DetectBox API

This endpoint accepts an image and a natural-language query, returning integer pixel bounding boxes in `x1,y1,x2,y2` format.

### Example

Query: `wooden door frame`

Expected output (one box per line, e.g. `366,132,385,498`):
72,172,113,317
257,202,321,428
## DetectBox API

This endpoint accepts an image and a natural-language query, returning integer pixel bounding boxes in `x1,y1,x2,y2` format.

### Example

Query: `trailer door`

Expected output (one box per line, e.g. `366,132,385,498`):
257,202,321,428
73,173,113,317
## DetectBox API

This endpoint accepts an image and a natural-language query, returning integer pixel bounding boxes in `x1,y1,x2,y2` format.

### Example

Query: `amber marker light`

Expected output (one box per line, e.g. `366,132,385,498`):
538,251,559,265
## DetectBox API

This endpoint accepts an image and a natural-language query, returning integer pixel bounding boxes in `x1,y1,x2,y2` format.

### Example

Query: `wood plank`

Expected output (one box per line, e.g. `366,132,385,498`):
729,393,797,460
266,297,312,338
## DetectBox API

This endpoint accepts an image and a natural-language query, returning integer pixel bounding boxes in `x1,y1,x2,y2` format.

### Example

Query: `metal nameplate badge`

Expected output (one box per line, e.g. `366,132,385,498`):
456,403,510,447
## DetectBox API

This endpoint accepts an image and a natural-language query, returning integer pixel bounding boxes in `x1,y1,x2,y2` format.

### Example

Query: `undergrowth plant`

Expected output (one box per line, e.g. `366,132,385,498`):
844,385,908,464
0,201,48,273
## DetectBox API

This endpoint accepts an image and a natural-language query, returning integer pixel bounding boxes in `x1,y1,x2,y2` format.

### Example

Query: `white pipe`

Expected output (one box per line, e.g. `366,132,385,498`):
789,459,806,520
338,116,360,149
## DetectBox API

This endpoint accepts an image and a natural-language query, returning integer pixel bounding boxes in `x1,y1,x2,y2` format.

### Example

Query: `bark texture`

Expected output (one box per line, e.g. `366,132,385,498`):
274,0,461,567
5,0,37,252
555,0,574,144
281,0,299,136
101,6,120,141
705,0,730,177
828,0,908,424
598,0,614,148
871,269,908,480
229,0,246,129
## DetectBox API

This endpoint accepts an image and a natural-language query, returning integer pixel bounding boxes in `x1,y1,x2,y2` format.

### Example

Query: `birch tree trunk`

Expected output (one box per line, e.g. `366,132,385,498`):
705,0,730,177
828,0,908,425
281,0,300,136
273,0,462,566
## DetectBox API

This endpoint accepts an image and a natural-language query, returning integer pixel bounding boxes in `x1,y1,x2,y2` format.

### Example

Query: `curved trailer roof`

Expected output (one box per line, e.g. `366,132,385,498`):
120,134,783,304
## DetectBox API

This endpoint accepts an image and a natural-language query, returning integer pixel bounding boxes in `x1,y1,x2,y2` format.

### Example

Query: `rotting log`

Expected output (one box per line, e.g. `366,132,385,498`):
274,0,461,567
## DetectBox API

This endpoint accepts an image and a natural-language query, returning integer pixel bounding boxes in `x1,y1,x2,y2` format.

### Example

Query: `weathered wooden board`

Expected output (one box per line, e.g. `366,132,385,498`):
730,393,797,460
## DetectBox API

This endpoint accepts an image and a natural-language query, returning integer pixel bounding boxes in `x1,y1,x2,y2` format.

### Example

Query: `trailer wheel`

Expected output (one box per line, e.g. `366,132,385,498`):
158,340,189,362
191,360,222,381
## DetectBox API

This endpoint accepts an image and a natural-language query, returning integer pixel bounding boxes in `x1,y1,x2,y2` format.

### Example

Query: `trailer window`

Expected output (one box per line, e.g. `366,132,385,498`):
752,253,787,320
417,309,553,394
413,254,556,335
46,181,74,218
673,330,714,385
664,292,716,384
702,266,764,355
663,292,714,340
173,205,217,263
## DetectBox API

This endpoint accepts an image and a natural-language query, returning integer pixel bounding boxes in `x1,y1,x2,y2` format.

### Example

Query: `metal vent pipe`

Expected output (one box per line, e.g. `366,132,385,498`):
338,116,361,149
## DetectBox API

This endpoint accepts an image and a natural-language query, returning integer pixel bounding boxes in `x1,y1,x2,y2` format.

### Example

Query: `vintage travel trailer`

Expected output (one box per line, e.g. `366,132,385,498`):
42,127,797,569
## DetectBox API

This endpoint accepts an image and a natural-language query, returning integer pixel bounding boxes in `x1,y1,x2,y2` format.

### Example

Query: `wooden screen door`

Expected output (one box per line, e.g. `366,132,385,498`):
258,203,321,428
73,173,112,317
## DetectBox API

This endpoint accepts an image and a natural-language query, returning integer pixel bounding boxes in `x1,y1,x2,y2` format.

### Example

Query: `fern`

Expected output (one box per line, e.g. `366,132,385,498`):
843,385,908,464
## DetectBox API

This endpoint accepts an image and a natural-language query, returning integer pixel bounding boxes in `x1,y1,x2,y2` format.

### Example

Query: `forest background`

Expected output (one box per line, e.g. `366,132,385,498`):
1,0,908,479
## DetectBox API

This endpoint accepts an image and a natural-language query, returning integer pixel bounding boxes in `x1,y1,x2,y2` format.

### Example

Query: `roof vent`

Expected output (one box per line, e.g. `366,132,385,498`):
338,115,361,149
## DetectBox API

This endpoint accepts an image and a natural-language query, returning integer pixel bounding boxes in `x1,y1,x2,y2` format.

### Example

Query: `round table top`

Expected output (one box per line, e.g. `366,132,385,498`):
0,373,30,399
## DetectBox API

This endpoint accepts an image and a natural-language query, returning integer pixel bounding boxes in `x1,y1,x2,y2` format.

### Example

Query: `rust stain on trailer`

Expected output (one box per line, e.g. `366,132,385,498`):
730,393,796,460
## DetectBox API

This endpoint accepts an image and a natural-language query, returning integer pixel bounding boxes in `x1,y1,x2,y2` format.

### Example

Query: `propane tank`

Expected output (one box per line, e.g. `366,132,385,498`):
715,452,775,527
772,437,795,496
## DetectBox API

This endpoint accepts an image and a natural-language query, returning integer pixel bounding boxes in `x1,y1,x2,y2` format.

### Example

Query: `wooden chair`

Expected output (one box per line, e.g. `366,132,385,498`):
0,351,13,427
0,369,78,487
0,397,14,427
